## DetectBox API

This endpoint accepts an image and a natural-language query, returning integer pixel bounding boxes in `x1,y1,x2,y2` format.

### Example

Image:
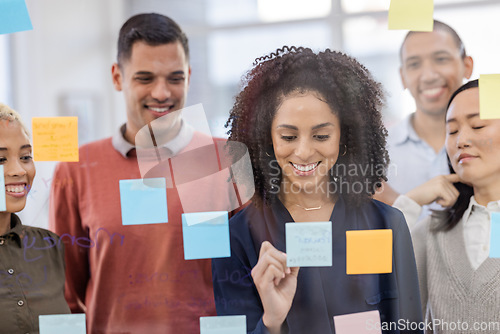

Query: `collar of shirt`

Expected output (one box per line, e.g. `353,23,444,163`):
0,213,23,247
111,121,194,159
390,113,422,145
463,196,500,223
389,112,447,158
461,195,500,270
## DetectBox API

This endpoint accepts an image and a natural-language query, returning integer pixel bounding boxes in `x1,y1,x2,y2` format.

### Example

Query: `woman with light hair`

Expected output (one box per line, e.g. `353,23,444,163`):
0,103,69,333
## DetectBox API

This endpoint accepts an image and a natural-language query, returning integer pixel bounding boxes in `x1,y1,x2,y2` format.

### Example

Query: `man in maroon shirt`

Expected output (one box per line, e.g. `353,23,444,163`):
49,13,229,334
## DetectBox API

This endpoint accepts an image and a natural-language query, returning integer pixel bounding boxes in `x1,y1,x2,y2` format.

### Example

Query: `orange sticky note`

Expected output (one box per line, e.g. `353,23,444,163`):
32,117,79,162
346,229,392,275
479,74,500,120
388,0,434,32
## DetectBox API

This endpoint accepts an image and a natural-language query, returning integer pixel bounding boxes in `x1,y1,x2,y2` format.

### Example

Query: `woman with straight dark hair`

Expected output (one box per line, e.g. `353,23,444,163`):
412,79,500,333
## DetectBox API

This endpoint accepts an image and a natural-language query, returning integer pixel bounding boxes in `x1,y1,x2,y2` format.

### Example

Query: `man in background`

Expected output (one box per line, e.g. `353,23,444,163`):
50,13,220,333
375,20,473,226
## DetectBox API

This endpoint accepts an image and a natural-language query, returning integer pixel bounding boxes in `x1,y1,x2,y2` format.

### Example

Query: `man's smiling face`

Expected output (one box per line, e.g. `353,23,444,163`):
400,29,472,117
112,40,191,144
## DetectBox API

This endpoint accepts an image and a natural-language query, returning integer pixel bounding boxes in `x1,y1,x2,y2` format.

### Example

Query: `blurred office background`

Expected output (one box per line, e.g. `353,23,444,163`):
1,0,499,227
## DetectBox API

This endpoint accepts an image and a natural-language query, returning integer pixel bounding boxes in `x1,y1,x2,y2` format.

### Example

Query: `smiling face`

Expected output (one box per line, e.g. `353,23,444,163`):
271,91,341,196
112,41,191,144
0,121,36,213
446,87,500,192
400,30,473,117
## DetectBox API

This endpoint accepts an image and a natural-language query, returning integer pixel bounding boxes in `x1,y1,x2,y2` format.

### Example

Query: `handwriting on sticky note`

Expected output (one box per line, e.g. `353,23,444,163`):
388,0,434,32
479,74,500,120
346,229,392,275
0,0,33,35
490,212,500,258
39,314,86,334
286,222,332,267
0,165,5,211
200,315,246,334
334,310,382,334
32,117,79,162
182,211,230,260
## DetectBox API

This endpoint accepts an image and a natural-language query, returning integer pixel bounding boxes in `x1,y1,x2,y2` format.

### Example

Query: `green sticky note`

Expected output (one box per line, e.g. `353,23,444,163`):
490,212,500,258
39,314,86,334
479,74,500,120
388,0,434,32
286,222,332,267
200,315,246,334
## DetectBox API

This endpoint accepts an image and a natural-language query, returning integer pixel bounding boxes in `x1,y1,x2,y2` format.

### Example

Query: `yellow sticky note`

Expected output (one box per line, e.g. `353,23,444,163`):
479,74,500,120
346,229,392,275
388,0,434,32
32,117,79,162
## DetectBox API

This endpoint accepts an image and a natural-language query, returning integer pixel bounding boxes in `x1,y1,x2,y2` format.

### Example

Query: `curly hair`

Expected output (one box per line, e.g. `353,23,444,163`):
226,46,389,207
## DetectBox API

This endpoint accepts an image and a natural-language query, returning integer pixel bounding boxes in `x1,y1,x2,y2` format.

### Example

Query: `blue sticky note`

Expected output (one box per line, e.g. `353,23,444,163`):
286,222,332,267
0,0,33,35
490,212,500,258
182,211,230,260
119,178,168,225
200,315,246,334
0,166,5,211
39,314,86,334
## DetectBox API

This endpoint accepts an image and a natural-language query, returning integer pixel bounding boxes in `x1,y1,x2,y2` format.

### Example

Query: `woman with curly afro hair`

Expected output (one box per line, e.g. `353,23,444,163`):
212,46,423,334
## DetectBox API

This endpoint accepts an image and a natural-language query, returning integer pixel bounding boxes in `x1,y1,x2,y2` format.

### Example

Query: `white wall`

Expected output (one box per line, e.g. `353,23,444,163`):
12,0,126,228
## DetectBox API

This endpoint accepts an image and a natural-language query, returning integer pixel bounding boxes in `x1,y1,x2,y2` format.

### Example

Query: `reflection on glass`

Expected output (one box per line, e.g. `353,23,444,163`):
433,3,500,80
206,0,331,25
341,0,476,13
258,0,331,22
206,0,260,26
0,34,11,106
343,16,411,123
342,0,390,13
343,16,405,56
208,22,330,85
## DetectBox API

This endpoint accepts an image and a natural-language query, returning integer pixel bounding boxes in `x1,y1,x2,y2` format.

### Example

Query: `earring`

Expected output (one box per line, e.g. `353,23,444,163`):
341,144,347,156
270,178,279,191
265,146,274,157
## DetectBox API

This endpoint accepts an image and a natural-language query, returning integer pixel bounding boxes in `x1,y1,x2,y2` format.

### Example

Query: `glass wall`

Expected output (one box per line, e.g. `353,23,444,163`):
0,34,12,107
127,0,500,135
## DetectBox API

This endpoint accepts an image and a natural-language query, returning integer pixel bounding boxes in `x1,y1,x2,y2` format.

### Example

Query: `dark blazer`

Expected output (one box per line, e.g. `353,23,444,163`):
212,196,423,334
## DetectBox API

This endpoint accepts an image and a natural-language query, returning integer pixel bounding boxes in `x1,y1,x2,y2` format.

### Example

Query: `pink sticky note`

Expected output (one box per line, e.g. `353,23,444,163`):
334,310,382,334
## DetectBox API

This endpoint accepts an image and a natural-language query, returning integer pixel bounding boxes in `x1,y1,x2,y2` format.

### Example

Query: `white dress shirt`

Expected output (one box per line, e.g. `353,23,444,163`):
462,196,500,270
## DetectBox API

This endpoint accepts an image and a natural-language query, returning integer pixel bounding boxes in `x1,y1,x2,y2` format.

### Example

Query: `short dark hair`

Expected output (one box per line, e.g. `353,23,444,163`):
400,20,467,61
117,13,189,66
226,46,389,207
433,79,478,232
